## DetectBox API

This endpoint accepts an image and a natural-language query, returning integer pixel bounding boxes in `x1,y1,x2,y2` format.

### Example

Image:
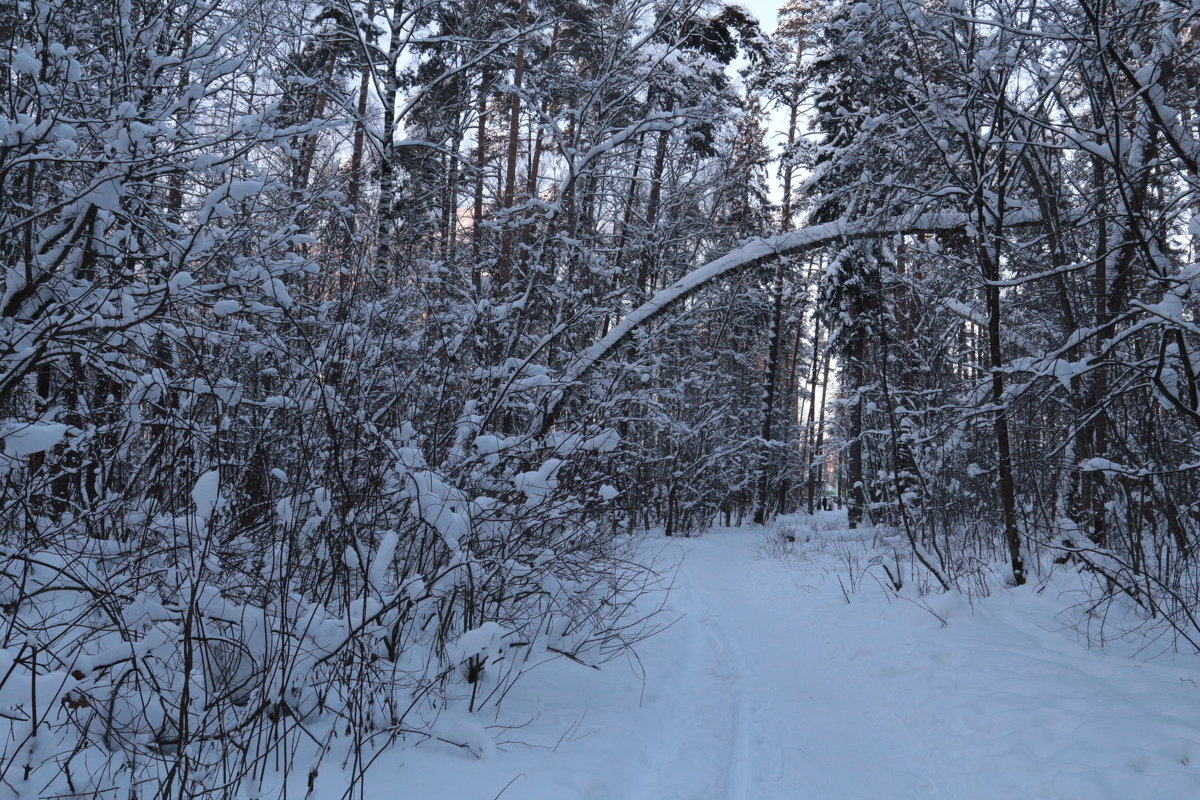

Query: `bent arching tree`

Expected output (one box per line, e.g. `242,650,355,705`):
538,203,1043,588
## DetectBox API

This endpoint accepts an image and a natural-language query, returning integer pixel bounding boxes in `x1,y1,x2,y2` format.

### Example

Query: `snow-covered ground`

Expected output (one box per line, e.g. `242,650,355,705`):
335,512,1200,799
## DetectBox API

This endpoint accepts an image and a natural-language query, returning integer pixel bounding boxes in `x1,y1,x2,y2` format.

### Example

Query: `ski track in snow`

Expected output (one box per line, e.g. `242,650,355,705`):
674,526,933,800
354,512,1200,799
667,516,1200,799
630,567,754,800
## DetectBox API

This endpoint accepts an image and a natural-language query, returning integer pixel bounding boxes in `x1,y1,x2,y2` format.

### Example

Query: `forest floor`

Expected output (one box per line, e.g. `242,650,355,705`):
334,512,1200,799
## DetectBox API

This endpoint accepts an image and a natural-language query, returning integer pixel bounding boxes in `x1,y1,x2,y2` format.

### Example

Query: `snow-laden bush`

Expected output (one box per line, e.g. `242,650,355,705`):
0,404,660,798
0,3,666,795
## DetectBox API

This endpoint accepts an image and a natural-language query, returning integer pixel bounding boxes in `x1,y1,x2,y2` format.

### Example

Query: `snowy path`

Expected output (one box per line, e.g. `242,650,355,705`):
641,518,1200,799
645,529,936,800
359,514,1200,799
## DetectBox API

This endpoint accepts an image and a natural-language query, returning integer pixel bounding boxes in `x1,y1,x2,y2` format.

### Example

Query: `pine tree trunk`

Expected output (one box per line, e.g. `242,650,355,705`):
980,220,1026,586
754,258,787,524
845,298,866,528
808,347,832,514
638,99,674,294
496,0,527,289
779,37,803,232
374,1,406,284
472,69,490,277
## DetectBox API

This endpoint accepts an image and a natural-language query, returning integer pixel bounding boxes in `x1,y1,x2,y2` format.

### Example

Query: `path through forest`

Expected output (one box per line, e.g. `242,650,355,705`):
364,513,1200,799
634,520,936,800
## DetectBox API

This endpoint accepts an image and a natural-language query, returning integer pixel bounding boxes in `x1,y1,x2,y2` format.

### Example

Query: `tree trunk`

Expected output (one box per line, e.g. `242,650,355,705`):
980,218,1026,586
638,99,674,295
472,68,491,279
496,0,527,290
755,257,787,524
808,347,832,514
374,1,407,284
779,37,803,232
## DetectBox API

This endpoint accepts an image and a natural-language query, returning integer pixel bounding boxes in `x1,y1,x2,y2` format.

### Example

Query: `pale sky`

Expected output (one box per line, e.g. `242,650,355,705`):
740,0,782,33
730,0,792,202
